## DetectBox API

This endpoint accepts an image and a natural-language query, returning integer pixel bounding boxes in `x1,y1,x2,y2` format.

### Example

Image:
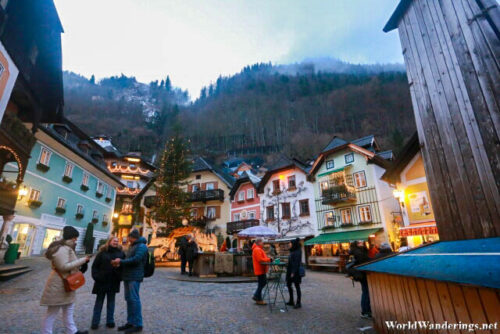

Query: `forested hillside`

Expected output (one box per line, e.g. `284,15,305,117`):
63,59,415,161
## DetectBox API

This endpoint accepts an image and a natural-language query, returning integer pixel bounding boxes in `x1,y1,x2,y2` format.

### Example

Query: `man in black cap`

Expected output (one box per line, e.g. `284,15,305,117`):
111,229,147,333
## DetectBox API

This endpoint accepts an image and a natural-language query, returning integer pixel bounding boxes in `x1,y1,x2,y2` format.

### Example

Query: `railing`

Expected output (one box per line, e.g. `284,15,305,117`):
188,189,224,202
226,219,260,234
321,185,356,205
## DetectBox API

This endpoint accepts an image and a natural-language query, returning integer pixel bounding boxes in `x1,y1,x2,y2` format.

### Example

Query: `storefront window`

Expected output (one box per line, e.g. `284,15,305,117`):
42,229,61,249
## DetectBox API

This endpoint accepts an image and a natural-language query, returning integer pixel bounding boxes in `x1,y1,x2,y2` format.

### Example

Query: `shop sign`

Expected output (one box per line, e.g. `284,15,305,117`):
399,225,438,237
0,42,19,123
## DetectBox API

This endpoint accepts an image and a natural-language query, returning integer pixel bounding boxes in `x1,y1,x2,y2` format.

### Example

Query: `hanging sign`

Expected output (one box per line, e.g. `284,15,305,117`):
0,41,18,123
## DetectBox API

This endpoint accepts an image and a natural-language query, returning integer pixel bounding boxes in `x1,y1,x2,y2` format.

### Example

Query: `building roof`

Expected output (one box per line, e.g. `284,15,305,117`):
383,0,413,32
376,150,394,161
40,119,124,187
351,135,380,152
191,157,235,187
381,132,419,183
321,137,348,153
357,237,500,289
229,171,261,200
257,156,309,193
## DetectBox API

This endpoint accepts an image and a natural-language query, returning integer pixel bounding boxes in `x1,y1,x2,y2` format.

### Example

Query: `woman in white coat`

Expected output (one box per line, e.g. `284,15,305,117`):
40,226,90,334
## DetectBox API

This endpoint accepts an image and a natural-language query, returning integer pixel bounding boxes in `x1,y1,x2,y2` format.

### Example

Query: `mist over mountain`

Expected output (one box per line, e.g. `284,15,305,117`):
63,58,415,162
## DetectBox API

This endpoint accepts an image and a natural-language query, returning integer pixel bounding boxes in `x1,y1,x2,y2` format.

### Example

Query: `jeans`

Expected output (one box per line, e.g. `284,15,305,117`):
180,254,187,274
91,292,116,326
253,274,267,301
287,279,301,304
360,277,371,314
124,281,143,327
41,303,77,334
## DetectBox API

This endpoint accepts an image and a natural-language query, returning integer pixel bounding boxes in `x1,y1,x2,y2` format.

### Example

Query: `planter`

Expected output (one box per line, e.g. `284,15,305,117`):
359,221,373,225
36,163,50,172
340,223,354,228
91,218,98,224
62,175,72,183
55,207,66,214
28,200,42,208
80,184,89,191
95,192,103,198
102,221,108,226
75,213,84,220
105,197,112,203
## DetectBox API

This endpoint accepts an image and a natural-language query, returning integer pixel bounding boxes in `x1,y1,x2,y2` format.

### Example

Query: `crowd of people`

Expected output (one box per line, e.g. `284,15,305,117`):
41,227,148,334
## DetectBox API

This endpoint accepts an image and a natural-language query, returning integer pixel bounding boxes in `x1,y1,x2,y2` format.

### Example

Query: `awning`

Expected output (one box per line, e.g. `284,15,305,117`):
317,167,345,178
304,228,382,245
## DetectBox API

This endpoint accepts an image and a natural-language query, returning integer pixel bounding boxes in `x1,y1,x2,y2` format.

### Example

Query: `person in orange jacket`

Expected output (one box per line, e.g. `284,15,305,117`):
220,240,228,252
252,238,271,305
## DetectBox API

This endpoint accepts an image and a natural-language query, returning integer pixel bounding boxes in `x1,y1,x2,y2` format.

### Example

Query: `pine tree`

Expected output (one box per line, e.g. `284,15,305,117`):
89,74,95,85
153,132,193,233
165,76,172,92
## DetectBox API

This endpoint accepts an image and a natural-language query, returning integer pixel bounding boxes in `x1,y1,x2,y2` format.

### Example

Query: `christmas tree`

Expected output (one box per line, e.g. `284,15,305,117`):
153,132,193,233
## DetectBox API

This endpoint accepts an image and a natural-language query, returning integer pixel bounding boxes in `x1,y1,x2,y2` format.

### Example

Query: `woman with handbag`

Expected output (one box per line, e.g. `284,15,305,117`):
90,236,125,329
40,226,90,334
286,238,303,309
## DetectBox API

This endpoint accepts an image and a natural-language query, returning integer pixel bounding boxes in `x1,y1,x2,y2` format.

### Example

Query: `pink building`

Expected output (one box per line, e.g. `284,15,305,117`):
227,172,261,240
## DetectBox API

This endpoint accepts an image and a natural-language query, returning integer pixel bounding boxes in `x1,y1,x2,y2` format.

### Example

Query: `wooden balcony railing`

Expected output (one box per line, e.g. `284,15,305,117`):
188,189,224,203
226,219,260,234
321,184,356,205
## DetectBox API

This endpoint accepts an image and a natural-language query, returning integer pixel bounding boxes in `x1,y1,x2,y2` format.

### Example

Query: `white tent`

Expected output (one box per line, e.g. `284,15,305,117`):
237,226,279,238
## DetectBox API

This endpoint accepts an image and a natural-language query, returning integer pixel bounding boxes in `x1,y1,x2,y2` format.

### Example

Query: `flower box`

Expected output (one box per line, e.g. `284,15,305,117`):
91,218,98,224
75,213,84,220
105,197,112,203
102,221,108,226
80,184,89,191
359,221,373,225
28,200,42,208
62,175,72,183
36,163,50,172
96,192,103,198
340,223,354,228
55,207,66,214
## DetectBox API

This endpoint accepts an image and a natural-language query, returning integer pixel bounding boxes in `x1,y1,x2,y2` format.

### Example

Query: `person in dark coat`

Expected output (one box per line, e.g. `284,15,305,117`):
286,238,302,309
349,240,371,319
185,234,198,276
375,242,393,260
178,236,188,275
91,236,125,329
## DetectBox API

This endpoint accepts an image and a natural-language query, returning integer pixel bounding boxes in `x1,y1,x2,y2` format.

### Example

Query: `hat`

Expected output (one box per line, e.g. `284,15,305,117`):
63,226,79,240
128,229,140,239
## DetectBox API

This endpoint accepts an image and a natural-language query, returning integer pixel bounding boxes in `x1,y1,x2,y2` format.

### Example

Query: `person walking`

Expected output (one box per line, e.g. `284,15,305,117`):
185,234,198,276
111,229,148,333
286,238,302,309
90,236,125,330
40,226,90,334
349,240,372,319
251,238,270,305
178,236,188,275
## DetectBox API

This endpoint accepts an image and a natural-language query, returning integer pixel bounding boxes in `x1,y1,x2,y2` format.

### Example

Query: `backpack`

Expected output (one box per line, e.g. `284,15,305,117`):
345,259,364,282
144,249,155,278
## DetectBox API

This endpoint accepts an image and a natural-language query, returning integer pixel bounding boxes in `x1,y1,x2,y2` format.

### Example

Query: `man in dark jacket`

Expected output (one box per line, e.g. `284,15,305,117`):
178,236,188,275
185,234,198,276
111,230,148,333
349,240,371,319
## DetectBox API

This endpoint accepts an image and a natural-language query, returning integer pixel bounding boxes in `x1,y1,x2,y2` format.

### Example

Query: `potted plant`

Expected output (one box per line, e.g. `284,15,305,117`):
75,213,84,220
102,221,108,227
28,200,43,208
95,192,103,198
105,197,112,203
80,184,89,191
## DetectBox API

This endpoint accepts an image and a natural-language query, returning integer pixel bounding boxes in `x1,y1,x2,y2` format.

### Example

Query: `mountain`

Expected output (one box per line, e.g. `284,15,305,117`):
62,58,415,161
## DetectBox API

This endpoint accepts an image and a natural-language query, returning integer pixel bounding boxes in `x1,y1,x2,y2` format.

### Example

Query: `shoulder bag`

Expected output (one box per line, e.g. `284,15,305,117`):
55,267,85,292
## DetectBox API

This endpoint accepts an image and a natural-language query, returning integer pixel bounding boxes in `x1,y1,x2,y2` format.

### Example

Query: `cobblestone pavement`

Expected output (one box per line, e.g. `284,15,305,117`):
0,257,374,334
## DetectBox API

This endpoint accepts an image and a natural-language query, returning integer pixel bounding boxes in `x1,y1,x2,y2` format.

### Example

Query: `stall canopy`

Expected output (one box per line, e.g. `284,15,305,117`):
238,226,279,238
304,228,382,245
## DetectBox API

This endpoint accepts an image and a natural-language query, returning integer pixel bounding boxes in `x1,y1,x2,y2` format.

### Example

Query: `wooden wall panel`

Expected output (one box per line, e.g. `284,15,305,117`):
396,0,500,240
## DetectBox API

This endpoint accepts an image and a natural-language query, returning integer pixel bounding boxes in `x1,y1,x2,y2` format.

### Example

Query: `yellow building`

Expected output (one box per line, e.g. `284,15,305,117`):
382,133,439,248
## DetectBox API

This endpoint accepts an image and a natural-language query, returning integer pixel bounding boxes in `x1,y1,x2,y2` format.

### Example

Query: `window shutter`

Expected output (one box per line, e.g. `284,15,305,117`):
188,184,192,192
201,183,206,190
215,206,221,218
213,181,218,189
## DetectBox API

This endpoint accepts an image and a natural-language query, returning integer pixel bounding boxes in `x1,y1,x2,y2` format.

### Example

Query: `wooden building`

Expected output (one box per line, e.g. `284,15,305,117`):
359,0,500,332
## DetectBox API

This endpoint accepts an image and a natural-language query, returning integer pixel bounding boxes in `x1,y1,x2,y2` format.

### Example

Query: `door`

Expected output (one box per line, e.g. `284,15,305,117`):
12,224,35,257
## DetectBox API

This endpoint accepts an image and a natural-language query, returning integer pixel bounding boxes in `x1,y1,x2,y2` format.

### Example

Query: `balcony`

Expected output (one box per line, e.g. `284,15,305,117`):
188,189,224,203
226,219,260,234
321,185,356,205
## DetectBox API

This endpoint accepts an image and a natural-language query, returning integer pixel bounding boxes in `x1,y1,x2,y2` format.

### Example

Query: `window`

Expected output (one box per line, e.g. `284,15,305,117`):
325,211,335,226
234,213,240,221
29,189,40,201
97,181,104,194
247,188,254,199
238,191,245,202
92,210,99,219
39,147,52,166
281,202,291,219
122,203,133,213
192,184,200,192
103,214,108,223
345,153,354,164
63,163,74,177
207,207,216,219
354,171,367,188
359,205,372,222
196,175,201,180
299,199,310,216
206,182,215,190
42,229,61,250
340,208,352,225
76,204,84,214
326,160,335,170
248,211,256,219
57,198,66,209
266,206,275,220
106,186,112,198
82,173,89,186
288,175,296,189
272,180,280,193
